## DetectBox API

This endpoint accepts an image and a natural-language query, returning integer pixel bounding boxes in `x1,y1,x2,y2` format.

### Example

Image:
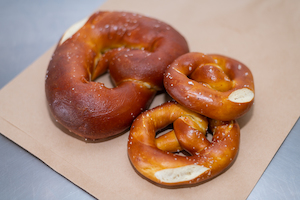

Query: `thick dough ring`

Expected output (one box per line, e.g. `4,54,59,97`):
128,101,240,186
45,11,189,140
164,52,254,121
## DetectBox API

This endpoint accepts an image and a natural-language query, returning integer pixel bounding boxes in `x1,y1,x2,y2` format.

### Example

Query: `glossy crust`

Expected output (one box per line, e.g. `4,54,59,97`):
45,11,189,140
163,52,254,121
128,101,240,186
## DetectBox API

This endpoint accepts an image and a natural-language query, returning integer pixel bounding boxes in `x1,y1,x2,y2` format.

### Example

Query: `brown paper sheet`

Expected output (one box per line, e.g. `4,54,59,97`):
1,0,299,199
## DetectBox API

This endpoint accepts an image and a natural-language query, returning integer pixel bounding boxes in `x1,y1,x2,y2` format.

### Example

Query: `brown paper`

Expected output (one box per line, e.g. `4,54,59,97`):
1,0,299,199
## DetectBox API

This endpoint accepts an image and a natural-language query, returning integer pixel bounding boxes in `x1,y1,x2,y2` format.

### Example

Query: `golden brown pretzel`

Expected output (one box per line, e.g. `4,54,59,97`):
45,11,189,140
164,52,254,121
128,101,240,186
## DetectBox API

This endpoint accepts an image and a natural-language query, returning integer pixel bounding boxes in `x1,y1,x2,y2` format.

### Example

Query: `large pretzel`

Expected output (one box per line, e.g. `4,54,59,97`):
164,52,254,121
45,11,189,140
128,101,240,186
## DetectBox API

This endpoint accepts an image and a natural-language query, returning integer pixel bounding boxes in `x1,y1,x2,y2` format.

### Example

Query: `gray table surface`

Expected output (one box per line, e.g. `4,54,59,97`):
0,1,299,199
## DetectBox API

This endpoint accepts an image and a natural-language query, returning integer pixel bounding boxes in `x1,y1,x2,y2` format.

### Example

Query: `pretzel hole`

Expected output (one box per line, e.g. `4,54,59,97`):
204,130,213,142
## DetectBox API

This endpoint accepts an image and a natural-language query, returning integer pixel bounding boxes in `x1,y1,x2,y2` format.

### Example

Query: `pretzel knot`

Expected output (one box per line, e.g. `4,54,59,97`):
45,11,189,140
164,52,255,121
128,101,240,186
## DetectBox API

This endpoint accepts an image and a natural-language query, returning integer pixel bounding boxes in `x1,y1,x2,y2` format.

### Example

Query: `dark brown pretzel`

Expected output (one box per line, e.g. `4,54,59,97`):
163,52,254,121
45,11,189,140
128,101,240,186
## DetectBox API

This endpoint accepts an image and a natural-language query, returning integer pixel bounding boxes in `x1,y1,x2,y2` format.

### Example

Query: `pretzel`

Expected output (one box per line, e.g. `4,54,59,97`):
128,101,240,186
45,11,189,140
164,52,254,121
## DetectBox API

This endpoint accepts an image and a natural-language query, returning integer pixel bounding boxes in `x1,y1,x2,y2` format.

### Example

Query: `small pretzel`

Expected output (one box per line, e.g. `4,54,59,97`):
128,101,240,186
163,52,254,121
45,11,189,140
